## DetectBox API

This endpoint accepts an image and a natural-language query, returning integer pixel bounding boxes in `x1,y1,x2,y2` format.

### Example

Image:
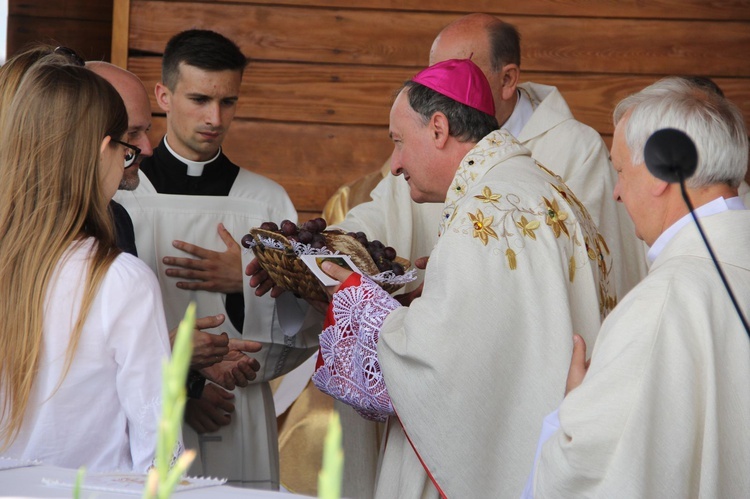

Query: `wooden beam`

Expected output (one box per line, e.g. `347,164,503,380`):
130,58,750,134
111,0,131,68
127,2,750,77
191,0,750,21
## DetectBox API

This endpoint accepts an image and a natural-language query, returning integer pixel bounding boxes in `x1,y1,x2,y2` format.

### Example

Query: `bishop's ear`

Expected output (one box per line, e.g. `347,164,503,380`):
430,112,450,149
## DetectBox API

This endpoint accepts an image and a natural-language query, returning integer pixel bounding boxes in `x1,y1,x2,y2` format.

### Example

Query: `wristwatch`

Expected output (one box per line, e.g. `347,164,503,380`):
186,370,206,399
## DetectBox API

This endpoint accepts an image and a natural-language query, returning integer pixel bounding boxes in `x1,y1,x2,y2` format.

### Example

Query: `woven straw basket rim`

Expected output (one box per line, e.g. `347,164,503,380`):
249,227,410,301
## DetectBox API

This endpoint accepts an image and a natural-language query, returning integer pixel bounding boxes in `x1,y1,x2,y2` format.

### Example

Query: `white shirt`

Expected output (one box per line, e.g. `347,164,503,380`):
502,89,534,138
647,196,746,262
1,239,173,472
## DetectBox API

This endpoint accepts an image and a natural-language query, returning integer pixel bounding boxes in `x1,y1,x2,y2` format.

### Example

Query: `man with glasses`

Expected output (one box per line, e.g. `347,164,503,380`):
88,60,153,257
113,30,320,489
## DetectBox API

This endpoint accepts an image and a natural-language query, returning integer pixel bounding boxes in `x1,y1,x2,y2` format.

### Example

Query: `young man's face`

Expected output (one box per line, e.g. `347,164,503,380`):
156,62,242,162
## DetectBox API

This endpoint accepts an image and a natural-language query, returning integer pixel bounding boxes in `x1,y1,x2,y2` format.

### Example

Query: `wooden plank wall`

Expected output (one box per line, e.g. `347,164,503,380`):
115,0,750,221
7,0,112,62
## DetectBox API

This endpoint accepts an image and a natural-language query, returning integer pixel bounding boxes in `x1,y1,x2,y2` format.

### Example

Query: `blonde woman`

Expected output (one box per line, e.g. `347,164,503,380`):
0,60,174,471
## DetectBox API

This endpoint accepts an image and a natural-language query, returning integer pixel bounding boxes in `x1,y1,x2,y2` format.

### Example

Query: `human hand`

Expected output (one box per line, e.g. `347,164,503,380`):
163,223,243,294
394,256,429,306
246,257,286,298
320,261,355,296
184,383,235,434
191,327,230,370
565,334,590,396
200,340,262,390
168,314,229,369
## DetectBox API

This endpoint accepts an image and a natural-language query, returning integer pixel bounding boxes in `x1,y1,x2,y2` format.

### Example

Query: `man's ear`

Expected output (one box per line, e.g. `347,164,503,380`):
100,135,111,155
154,82,171,113
499,63,520,101
651,177,670,197
430,112,450,149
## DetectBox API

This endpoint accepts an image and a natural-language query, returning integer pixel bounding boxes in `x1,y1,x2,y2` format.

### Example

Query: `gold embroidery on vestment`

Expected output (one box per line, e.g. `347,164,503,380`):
516,216,540,240
474,186,502,206
543,197,570,238
468,209,498,245
506,248,517,270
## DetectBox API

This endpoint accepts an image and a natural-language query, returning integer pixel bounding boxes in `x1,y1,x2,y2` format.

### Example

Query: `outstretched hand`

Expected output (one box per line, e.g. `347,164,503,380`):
565,334,590,396
169,313,230,370
200,339,262,390
163,223,243,294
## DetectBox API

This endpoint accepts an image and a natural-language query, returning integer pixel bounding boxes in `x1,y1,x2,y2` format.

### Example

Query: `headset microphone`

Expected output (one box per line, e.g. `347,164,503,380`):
644,128,750,337
644,128,698,182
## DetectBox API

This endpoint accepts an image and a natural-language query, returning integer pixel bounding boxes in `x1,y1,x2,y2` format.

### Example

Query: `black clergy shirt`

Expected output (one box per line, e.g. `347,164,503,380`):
140,138,245,332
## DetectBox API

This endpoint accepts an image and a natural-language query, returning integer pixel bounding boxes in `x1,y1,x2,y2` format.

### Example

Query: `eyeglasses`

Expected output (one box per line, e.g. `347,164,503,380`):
53,46,85,67
109,138,142,168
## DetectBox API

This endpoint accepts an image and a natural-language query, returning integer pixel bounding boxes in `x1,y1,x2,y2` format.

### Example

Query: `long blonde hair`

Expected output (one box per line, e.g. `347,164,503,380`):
0,45,56,129
0,61,128,449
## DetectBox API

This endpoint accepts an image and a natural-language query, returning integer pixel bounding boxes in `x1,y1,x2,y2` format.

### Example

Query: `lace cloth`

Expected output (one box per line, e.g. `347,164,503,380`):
312,273,400,421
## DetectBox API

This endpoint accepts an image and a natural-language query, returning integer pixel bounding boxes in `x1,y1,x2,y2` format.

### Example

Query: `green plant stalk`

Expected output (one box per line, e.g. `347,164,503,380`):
143,301,196,499
73,466,85,499
318,411,344,499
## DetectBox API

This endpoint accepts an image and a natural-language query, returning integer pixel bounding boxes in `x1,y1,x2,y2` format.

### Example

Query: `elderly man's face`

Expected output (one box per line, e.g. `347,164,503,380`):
388,90,452,203
118,78,153,190
611,116,661,245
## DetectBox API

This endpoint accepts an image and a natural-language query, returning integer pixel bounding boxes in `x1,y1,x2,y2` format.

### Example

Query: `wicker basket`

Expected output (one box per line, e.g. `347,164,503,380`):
250,228,410,302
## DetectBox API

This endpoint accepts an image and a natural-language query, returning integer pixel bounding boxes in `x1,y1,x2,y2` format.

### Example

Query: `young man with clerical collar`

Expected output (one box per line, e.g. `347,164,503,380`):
115,29,321,489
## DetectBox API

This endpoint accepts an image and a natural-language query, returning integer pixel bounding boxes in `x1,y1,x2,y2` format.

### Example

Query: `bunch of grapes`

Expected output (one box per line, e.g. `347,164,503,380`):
244,218,405,276
346,231,405,276
243,217,329,250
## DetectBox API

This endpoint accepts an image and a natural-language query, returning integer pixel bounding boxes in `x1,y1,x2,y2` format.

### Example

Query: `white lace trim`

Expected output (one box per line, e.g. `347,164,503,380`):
312,276,400,421
247,237,418,286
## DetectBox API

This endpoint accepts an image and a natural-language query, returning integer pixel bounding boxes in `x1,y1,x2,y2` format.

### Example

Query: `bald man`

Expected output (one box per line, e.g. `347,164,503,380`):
87,62,153,257
87,62,153,191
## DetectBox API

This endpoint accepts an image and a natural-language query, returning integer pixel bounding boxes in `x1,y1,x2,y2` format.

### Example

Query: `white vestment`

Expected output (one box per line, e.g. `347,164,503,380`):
114,169,320,488
333,82,646,498
1,239,172,472
338,82,646,299
532,209,750,497
317,130,615,498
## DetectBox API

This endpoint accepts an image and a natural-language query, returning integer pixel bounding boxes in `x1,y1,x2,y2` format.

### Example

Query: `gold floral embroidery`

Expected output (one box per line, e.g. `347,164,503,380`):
569,255,576,282
516,216,540,240
506,248,517,270
468,209,498,245
597,233,610,254
543,197,570,238
585,238,597,260
474,186,502,206
451,180,468,197
439,130,616,313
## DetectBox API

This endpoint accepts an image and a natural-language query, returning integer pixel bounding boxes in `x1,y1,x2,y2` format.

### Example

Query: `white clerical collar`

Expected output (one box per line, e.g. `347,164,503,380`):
647,196,746,263
501,89,533,138
163,135,221,177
